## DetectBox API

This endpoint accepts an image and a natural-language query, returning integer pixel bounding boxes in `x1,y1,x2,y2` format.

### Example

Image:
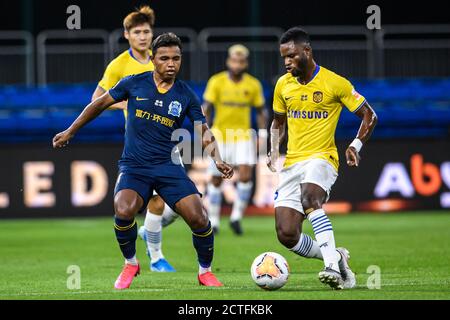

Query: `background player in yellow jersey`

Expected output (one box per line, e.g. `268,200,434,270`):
91,6,177,272
267,27,378,289
202,44,267,235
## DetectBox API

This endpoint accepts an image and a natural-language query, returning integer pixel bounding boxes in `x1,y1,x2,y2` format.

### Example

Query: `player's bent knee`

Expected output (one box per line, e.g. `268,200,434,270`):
189,213,209,230
301,195,322,212
239,175,252,183
211,176,222,187
114,193,141,220
114,204,138,220
276,225,298,248
238,166,252,182
148,196,165,215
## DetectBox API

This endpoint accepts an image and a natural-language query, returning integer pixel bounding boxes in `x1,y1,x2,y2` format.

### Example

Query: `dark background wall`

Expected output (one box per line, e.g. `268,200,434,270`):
1,0,449,34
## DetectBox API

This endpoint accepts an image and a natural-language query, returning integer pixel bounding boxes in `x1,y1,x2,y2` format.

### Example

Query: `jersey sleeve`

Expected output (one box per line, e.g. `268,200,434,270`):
187,89,207,124
253,80,266,109
272,77,287,114
202,76,219,104
98,60,121,91
335,76,366,113
108,76,132,102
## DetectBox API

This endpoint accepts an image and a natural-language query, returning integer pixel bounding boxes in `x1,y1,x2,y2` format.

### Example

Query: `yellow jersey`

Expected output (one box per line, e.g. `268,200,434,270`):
98,48,154,118
273,65,366,171
203,71,265,142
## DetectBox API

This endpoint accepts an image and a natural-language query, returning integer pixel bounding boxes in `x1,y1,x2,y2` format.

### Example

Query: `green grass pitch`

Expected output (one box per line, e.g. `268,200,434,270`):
0,212,449,300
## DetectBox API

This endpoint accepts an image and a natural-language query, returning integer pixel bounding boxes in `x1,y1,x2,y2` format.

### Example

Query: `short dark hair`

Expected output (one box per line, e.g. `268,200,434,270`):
123,5,155,31
280,27,310,45
151,32,182,54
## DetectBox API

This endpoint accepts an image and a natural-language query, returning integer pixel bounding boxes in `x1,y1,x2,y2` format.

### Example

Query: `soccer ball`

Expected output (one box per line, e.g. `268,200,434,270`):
250,252,290,290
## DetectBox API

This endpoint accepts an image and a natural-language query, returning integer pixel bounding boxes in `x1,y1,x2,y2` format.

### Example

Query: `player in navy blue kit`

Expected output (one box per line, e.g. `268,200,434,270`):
53,33,233,289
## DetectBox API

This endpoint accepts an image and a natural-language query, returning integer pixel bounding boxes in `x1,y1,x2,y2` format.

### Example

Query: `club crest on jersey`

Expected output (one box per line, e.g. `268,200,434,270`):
168,101,182,117
313,91,323,103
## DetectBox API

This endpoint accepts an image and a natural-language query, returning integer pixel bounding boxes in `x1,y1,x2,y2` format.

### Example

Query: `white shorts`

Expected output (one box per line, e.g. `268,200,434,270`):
208,140,257,176
273,158,338,213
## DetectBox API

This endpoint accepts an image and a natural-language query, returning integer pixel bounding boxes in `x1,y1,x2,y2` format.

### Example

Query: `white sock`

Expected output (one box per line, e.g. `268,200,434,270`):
207,183,222,228
144,210,164,263
307,209,340,272
230,181,253,222
199,265,212,275
290,233,323,260
126,255,138,266
161,204,179,227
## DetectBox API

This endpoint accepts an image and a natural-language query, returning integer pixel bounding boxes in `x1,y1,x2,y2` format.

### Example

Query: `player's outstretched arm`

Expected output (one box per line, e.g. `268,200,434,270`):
201,101,214,127
266,112,286,172
52,92,117,148
346,102,378,167
92,86,127,110
197,122,233,179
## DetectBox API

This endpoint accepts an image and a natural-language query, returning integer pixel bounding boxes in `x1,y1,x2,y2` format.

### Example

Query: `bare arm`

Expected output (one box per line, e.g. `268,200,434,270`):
266,112,287,172
53,92,117,148
201,101,214,127
346,102,378,167
256,107,267,131
195,122,233,179
92,86,127,110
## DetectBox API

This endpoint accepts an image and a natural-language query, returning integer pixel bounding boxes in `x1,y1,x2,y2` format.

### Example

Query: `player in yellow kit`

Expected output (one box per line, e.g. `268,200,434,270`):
91,6,177,272
203,44,267,235
267,27,378,289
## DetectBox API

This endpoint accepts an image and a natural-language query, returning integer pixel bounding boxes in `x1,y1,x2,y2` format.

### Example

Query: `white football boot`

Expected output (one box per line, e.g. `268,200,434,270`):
318,267,345,290
336,247,356,289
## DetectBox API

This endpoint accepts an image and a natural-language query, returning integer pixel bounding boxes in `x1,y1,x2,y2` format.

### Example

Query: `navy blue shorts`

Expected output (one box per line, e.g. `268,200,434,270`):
114,164,201,213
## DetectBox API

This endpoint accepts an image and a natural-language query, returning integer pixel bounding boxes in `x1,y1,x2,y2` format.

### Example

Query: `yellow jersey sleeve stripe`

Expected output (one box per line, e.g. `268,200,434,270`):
352,99,367,113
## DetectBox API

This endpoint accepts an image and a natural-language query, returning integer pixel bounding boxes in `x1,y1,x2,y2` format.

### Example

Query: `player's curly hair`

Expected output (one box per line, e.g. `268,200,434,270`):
280,27,310,45
123,5,155,31
152,32,182,54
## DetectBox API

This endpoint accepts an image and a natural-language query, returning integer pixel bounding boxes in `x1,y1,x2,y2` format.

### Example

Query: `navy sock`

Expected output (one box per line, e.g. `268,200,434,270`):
114,216,137,259
192,221,214,268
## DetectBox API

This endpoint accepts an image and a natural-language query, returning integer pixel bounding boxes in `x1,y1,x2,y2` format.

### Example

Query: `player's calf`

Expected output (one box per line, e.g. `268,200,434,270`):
176,194,223,285
276,224,299,249
113,190,142,276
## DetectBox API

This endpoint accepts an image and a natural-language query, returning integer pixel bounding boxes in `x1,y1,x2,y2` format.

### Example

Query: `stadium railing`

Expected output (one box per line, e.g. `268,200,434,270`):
378,24,450,78
36,29,109,85
1,25,449,86
0,31,34,86
197,27,285,83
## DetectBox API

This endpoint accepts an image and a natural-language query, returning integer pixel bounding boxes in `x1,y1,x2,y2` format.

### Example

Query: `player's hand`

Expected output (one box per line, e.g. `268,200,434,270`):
266,150,279,172
215,161,234,179
52,130,74,148
346,146,360,167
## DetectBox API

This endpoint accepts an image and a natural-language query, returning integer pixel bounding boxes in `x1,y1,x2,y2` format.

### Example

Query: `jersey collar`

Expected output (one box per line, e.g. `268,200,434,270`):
128,48,152,65
296,64,320,85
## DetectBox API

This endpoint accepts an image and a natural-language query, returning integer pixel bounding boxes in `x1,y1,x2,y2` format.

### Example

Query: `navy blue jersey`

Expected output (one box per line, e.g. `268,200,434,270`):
109,71,206,168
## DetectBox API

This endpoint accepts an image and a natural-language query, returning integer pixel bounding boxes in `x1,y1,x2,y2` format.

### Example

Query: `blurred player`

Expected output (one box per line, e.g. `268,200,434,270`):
53,33,233,289
267,27,378,289
91,5,178,272
202,44,267,235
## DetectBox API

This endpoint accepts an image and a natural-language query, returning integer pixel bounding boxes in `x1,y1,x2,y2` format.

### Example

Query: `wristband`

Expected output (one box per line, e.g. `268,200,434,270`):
349,138,363,152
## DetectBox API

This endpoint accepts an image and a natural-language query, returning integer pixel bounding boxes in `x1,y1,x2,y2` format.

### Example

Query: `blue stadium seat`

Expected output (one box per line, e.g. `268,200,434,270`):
0,79,449,142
